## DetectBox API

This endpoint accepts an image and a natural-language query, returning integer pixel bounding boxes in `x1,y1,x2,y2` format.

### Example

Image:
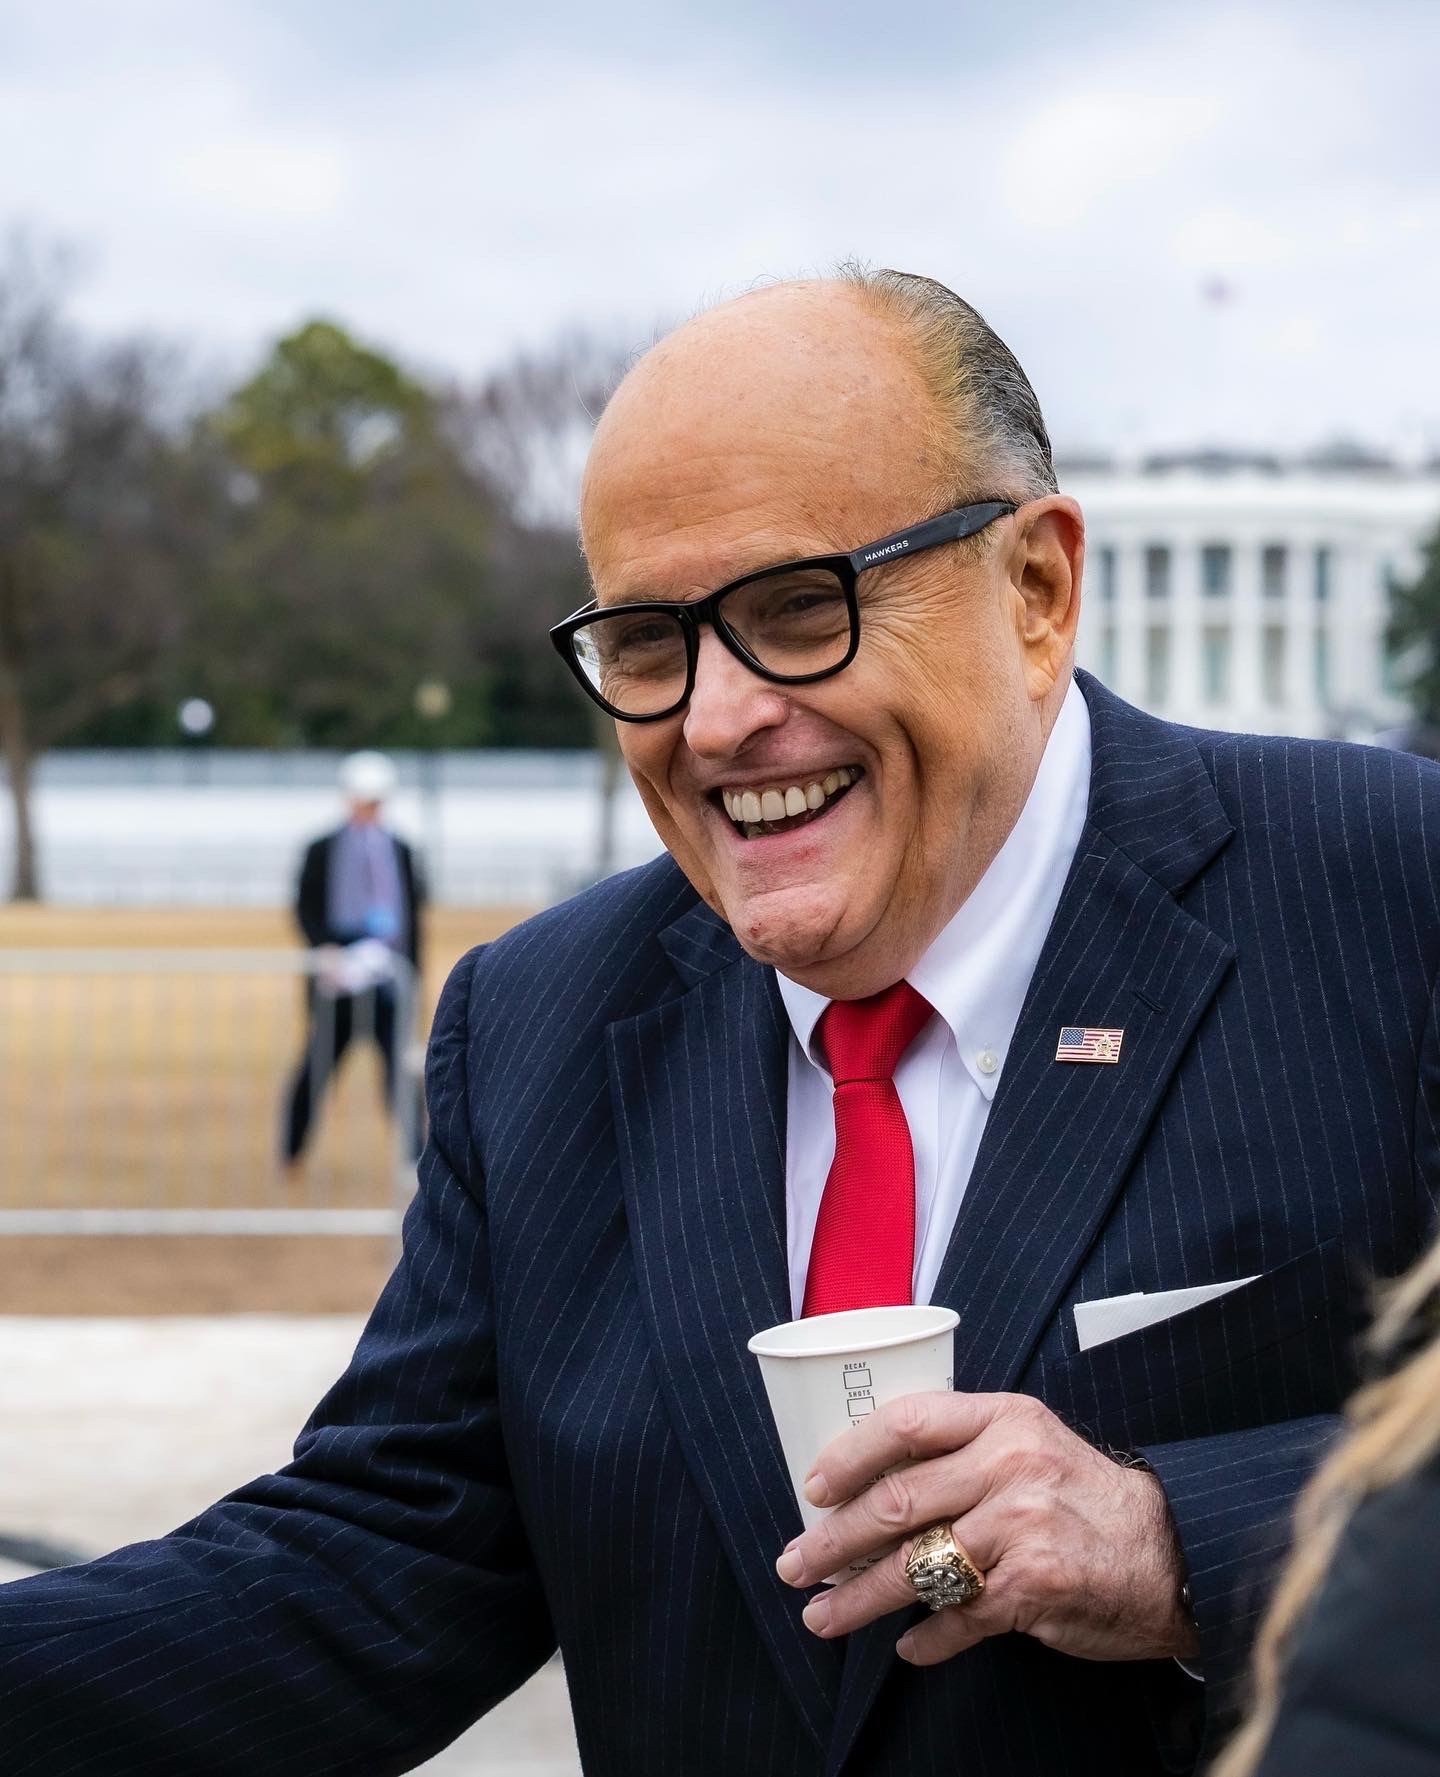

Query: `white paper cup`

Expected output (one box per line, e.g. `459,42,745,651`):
748,1304,958,1581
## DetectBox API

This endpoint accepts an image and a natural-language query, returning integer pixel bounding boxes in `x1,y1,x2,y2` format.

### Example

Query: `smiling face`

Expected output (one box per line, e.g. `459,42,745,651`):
580,282,1083,999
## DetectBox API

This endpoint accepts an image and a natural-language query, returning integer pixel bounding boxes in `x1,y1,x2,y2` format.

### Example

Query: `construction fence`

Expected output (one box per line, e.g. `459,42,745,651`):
0,948,425,1236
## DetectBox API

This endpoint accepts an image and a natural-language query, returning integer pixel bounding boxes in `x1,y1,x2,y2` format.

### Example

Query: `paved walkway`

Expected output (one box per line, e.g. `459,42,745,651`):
0,1315,581,1773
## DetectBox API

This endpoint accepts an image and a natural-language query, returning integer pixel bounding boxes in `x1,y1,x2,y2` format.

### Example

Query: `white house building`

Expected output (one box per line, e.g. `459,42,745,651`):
1061,451,1440,740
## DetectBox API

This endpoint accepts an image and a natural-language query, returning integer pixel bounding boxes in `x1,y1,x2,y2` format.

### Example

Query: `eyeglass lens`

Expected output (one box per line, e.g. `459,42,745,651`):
571,566,853,716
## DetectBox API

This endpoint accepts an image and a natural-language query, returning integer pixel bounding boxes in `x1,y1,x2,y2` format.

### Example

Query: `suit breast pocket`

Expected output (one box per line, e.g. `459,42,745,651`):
1045,1237,1368,1448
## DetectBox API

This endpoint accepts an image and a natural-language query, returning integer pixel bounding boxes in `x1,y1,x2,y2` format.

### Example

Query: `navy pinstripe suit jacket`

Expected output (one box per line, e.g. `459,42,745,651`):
4,673,1439,1776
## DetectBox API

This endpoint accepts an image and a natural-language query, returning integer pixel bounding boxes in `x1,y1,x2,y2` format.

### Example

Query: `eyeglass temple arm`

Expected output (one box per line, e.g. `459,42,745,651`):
849,501,1017,570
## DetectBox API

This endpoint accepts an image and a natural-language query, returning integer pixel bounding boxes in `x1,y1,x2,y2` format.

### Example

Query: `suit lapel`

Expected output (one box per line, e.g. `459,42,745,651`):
826,677,1238,1774
934,838,1236,1391
608,910,843,1747
935,674,1239,1395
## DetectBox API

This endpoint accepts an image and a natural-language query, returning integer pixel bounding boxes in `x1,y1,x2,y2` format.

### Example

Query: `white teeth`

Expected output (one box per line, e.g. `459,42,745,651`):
719,768,861,830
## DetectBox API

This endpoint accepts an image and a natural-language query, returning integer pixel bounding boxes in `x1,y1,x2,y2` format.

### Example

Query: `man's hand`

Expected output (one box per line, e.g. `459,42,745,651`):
774,1391,1199,1668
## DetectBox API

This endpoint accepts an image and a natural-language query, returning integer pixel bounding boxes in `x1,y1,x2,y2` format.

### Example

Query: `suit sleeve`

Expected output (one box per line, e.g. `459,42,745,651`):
1138,1414,1338,1753
401,839,426,976
0,948,554,1777
1140,959,1440,1757
296,839,329,947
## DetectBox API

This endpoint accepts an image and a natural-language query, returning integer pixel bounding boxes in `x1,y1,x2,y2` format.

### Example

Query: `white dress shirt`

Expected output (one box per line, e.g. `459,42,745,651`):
776,680,1092,1317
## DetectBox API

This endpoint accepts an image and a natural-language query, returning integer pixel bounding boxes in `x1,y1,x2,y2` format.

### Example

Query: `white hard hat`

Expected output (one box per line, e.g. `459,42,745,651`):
339,750,398,803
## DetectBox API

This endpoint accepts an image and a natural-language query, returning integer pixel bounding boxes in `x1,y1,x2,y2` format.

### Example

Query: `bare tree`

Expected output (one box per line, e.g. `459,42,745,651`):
450,330,643,876
454,326,641,526
0,235,216,898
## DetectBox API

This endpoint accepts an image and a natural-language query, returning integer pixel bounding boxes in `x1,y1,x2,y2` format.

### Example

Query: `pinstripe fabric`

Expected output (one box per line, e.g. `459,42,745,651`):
1,671,1438,1776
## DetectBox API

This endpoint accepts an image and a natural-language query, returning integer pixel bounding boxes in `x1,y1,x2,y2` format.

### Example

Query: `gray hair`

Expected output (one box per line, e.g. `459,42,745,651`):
835,262,1058,506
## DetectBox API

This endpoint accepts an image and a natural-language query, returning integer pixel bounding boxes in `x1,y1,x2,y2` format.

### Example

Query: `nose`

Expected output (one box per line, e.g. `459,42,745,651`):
681,627,790,761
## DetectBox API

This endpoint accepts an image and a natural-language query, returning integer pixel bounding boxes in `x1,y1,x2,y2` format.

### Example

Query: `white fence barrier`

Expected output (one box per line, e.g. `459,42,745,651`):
0,949,424,1235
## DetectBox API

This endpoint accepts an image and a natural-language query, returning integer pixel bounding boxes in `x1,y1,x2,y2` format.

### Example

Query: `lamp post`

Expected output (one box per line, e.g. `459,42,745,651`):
413,679,451,894
176,697,215,785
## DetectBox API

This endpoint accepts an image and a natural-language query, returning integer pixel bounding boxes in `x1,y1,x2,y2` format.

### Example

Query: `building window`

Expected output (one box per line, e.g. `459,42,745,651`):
1315,630,1330,702
1200,544,1232,597
1145,626,1170,704
1202,626,1231,703
1096,546,1116,602
1262,544,1287,599
1144,545,1170,599
1314,546,1332,602
1262,625,1286,705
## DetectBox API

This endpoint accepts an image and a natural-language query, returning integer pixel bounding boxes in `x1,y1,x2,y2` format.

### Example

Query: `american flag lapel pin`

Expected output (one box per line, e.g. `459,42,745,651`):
1056,1025,1124,1064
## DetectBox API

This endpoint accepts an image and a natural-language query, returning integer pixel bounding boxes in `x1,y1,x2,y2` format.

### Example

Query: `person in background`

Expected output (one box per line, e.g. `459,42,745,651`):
281,750,426,1171
1213,1237,1440,1777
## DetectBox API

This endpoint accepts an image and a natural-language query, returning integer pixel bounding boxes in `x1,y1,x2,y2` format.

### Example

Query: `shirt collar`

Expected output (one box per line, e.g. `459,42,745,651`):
775,678,1092,1101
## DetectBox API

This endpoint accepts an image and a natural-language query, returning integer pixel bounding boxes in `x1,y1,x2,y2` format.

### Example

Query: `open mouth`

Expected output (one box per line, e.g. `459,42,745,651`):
712,766,864,840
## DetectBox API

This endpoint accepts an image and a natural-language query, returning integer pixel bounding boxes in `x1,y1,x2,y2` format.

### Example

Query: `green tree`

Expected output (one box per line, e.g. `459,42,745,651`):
200,320,499,746
1390,520,1440,731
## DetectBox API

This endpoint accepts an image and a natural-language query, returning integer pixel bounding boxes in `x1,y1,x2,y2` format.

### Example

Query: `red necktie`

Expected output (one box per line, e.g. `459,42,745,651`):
801,980,935,1317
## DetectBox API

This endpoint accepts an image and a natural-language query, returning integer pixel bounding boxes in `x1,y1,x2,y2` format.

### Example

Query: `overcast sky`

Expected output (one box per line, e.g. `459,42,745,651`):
2,0,1437,458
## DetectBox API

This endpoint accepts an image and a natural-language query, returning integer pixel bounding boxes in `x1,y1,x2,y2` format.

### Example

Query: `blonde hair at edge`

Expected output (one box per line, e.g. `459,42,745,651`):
1214,1237,1440,1777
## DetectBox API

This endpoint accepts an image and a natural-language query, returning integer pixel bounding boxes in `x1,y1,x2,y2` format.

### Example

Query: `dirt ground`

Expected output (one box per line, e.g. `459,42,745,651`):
0,1234,398,1314
0,900,523,968
0,905,530,1314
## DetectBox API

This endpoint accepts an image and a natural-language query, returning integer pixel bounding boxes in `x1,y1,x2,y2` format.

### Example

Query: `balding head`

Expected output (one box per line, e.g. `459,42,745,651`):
583,280,948,583
577,274,1083,999
583,273,1055,572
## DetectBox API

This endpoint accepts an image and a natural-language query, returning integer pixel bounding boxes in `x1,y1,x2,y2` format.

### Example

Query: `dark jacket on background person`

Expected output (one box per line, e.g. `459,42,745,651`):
296,826,425,971
1251,1457,1440,1777
1,674,1438,1776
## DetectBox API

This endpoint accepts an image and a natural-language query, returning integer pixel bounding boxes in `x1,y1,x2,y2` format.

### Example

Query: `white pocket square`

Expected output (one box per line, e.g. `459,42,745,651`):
1074,1275,1260,1352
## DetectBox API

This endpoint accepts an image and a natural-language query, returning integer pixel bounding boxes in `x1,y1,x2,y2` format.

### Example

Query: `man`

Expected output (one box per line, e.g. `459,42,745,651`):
282,750,426,1168
2,271,1437,1776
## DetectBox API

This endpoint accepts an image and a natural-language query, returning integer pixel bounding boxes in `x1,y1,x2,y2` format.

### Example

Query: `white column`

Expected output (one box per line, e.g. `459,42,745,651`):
1170,536,1205,721
1231,538,1264,728
1114,541,1145,706
1283,534,1320,736
1325,541,1355,730
1335,540,1383,736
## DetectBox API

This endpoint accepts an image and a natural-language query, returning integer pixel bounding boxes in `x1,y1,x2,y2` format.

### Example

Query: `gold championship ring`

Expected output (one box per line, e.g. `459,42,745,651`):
904,1523,986,1612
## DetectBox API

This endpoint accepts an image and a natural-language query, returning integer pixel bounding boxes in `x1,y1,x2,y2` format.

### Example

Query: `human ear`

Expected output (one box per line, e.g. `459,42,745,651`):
1010,496,1084,701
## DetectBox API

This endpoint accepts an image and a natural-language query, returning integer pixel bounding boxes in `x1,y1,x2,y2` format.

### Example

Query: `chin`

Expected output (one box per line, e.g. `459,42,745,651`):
720,890,857,977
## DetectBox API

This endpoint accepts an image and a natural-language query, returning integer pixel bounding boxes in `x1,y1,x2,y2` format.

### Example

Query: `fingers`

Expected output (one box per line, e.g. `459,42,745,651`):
801,1510,1004,1642
896,1557,1019,1665
803,1391,1017,1509
781,1444,991,1590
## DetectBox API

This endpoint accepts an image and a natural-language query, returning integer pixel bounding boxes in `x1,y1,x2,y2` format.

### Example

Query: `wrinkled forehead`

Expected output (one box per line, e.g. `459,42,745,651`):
581,287,947,594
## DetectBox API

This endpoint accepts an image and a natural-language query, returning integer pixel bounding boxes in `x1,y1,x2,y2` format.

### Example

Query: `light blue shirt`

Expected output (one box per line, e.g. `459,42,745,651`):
327,821,405,948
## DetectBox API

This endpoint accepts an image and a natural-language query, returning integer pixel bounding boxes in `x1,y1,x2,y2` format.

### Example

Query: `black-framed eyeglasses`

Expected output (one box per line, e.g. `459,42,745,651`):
549,498,1016,722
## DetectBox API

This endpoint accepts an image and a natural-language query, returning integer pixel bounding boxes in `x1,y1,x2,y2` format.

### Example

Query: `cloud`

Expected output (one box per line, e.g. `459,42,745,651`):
0,0,1436,454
